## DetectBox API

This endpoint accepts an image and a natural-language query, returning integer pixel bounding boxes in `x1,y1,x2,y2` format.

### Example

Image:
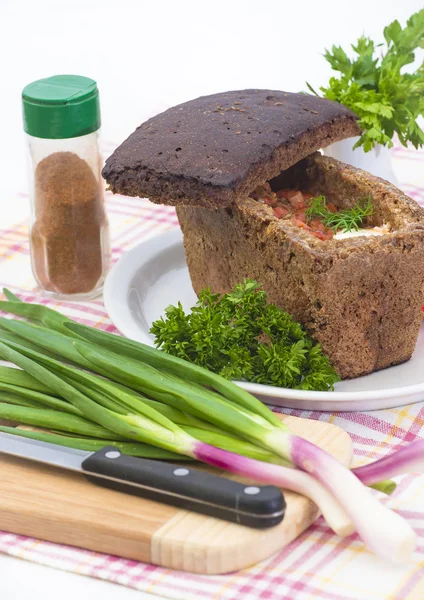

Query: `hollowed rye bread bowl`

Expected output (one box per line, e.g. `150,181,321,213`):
103,89,424,380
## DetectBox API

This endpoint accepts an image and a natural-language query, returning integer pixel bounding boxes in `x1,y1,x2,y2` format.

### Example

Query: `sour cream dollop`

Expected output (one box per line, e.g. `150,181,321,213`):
334,224,391,240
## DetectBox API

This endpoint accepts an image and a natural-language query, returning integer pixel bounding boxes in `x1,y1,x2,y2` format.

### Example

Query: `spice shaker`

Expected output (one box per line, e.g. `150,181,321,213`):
22,75,111,300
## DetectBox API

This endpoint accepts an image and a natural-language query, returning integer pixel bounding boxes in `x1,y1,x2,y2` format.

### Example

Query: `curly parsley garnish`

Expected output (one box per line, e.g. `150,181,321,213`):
306,195,374,233
150,280,339,391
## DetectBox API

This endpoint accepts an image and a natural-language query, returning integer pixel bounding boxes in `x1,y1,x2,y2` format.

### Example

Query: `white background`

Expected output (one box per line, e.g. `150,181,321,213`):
0,1,423,598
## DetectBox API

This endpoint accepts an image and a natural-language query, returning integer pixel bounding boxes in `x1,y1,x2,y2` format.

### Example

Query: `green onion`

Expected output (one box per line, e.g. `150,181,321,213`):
0,365,53,393
370,480,397,495
0,425,192,460
0,337,356,537
0,336,407,558
0,341,288,466
0,308,402,493
75,338,418,561
0,294,415,561
0,317,92,366
0,300,403,487
352,440,424,488
0,403,120,439
0,383,82,415
0,299,284,428
0,337,287,466
0,321,286,446
2,289,21,302
0,300,400,490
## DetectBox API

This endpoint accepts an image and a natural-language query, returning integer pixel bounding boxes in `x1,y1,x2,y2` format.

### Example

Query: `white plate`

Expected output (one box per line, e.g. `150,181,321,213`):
104,228,424,411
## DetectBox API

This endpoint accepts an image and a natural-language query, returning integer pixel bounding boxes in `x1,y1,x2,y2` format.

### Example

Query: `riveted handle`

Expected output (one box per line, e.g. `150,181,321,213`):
82,447,286,529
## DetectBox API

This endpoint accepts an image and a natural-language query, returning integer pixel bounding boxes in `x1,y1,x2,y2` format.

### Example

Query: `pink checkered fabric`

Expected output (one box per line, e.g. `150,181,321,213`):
0,140,423,600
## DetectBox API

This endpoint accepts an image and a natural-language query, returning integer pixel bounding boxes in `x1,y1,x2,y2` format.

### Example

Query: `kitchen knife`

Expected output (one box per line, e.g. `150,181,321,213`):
0,432,285,529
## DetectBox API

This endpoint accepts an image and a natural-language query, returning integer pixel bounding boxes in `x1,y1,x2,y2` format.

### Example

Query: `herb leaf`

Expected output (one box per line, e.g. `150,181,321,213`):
305,195,374,233
306,9,424,151
150,280,339,391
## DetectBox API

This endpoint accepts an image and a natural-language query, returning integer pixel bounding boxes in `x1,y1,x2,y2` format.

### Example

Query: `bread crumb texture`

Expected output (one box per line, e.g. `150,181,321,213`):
102,89,360,208
177,155,424,379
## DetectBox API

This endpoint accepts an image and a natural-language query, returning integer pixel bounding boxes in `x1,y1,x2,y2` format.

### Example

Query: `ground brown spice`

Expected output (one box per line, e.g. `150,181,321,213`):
30,151,107,296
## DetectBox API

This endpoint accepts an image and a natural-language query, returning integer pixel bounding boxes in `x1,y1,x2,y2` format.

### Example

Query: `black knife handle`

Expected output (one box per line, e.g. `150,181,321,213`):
82,447,285,529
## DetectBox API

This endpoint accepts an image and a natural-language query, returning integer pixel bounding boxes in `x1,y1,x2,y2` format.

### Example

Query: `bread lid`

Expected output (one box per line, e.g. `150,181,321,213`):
102,89,361,208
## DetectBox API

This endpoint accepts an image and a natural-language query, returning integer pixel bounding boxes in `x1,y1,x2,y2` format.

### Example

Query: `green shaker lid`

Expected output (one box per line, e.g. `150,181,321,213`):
22,75,101,139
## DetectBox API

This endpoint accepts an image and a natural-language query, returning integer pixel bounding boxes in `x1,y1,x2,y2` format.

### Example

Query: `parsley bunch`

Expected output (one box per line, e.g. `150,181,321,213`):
150,280,339,391
306,195,374,233
307,9,424,151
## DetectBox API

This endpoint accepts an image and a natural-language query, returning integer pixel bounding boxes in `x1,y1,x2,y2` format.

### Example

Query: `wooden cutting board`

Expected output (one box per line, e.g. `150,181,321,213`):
0,415,353,574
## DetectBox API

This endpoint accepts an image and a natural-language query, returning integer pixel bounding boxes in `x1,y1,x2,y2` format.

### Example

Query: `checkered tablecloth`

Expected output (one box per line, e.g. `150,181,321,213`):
0,141,423,600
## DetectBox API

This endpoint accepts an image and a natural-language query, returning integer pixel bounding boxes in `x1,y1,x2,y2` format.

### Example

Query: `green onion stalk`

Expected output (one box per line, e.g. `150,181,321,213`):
0,294,419,561
0,365,290,467
0,297,411,488
74,341,416,563
352,441,424,486
0,339,352,538
0,423,192,461
0,342,408,560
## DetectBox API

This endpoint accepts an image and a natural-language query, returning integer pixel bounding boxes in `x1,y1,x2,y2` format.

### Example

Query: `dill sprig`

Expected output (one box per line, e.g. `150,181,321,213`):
305,195,374,233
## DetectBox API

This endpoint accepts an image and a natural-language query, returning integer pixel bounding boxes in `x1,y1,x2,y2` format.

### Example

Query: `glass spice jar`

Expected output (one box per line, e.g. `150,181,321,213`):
22,74,111,300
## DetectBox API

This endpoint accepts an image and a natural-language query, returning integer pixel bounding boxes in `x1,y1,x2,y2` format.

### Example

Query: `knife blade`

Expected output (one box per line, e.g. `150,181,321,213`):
0,432,286,528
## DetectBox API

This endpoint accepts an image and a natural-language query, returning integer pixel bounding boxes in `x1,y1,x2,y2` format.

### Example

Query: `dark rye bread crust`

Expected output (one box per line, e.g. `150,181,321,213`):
177,154,424,379
102,90,360,208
